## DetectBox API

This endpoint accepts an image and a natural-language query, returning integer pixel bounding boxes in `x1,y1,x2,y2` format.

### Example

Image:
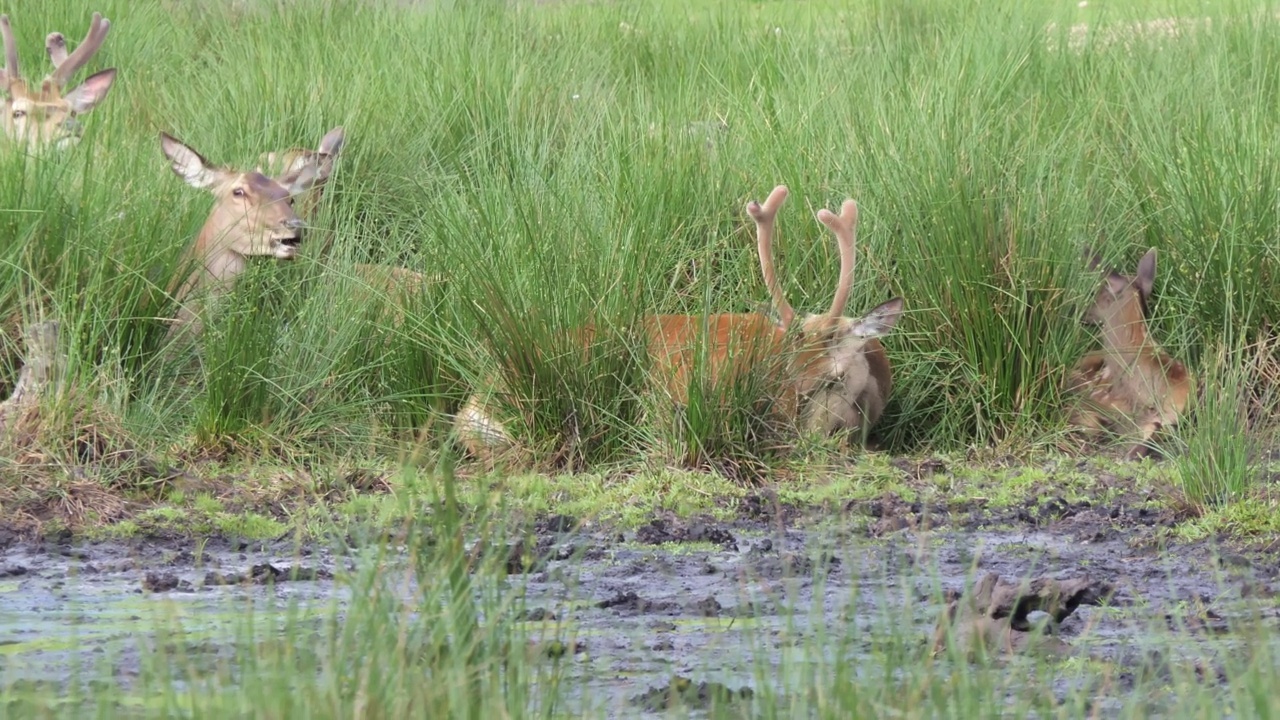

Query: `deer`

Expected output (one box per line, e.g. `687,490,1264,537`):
747,186,903,441
159,129,342,341
255,128,346,229
1,12,116,152
255,128,442,304
162,126,442,344
1064,248,1192,459
453,184,906,461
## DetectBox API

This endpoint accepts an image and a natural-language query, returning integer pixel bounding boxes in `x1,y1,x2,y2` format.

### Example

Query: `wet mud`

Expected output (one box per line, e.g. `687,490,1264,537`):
0,534,347,701
2,489,1279,716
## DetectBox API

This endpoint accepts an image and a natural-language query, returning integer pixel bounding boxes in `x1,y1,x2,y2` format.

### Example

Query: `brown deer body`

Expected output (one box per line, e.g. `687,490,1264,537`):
454,185,905,460
1065,248,1191,458
160,129,342,340
1,12,115,152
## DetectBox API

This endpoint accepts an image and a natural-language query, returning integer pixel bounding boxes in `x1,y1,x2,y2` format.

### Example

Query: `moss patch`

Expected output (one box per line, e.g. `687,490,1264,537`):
10,451,1280,547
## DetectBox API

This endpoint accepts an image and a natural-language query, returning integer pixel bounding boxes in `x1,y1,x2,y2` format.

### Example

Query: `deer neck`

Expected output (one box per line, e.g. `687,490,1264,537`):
1099,310,1152,361
173,222,248,303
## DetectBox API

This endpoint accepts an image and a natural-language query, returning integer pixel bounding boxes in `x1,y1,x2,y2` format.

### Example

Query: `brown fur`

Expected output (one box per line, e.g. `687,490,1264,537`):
159,130,339,341
1,13,115,153
255,127,345,227
1065,248,1192,458
644,314,797,406
338,264,448,331
453,185,906,460
452,314,796,464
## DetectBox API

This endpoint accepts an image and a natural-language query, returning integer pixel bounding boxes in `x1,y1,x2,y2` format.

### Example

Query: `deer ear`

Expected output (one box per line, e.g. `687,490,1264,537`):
847,297,905,339
6,78,30,100
160,133,227,190
317,126,345,157
278,152,314,178
1083,246,1106,272
282,161,321,196
277,132,342,195
63,68,116,113
1135,248,1157,299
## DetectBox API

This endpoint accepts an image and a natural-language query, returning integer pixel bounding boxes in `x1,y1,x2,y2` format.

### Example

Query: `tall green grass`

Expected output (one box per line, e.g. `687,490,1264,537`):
1,0,1277,492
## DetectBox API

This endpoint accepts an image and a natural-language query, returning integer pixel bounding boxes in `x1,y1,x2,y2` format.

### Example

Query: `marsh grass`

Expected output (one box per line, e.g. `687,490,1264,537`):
460,269,650,471
1174,336,1279,509
651,319,801,479
0,0,1277,513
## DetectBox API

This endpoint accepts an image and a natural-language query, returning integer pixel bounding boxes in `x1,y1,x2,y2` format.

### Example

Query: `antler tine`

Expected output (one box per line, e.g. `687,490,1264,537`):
746,185,795,329
46,31,68,68
49,13,109,90
815,198,858,317
1,15,20,87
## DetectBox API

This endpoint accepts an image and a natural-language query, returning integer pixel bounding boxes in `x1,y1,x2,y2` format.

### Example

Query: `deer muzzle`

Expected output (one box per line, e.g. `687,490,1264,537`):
270,217,305,259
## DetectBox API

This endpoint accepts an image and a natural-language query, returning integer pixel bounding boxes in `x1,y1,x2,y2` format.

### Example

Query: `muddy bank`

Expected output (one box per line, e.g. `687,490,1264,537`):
3,493,1279,715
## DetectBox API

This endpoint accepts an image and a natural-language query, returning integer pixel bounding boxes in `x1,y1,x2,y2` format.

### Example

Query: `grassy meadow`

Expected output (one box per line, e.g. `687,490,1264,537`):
0,0,1278,533
5,1,1280,717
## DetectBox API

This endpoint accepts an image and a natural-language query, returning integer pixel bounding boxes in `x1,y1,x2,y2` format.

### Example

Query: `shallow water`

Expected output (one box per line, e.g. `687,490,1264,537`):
0,510,1276,716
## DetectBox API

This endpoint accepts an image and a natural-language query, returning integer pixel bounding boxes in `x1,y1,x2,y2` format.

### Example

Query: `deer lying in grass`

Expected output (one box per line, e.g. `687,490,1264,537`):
1065,248,1191,459
1,12,116,152
255,128,346,230
749,186,903,440
256,129,441,303
163,126,440,342
453,185,905,460
160,129,342,340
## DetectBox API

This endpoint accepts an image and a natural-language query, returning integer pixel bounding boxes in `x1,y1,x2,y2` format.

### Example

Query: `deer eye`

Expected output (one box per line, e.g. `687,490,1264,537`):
232,188,246,198
11,109,25,119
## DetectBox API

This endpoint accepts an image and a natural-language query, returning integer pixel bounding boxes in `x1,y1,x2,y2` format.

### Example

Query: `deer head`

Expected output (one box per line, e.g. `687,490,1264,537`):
1,12,116,152
1084,248,1155,328
1077,247,1160,358
160,131,338,318
747,185,905,391
256,126,346,221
